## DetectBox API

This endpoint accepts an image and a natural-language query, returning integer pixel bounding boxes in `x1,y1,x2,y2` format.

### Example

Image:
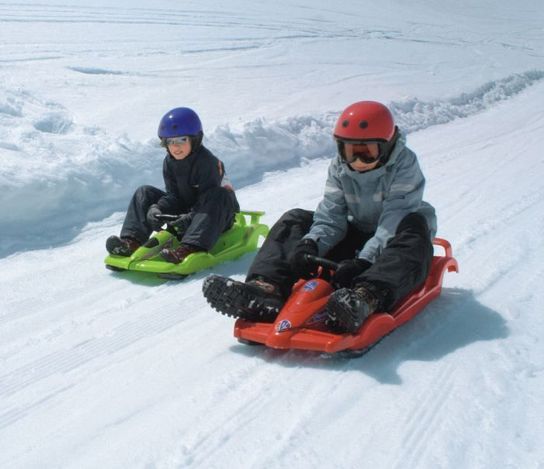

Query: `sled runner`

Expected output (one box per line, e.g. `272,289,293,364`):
105,211,269,279
234,238,458,356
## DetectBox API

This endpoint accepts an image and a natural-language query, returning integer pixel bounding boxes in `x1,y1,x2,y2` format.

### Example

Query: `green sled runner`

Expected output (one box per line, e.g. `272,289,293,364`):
105,210,269,280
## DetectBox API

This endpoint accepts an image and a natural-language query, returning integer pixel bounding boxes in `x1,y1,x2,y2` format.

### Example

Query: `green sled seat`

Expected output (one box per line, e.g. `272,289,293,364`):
105,210,269,279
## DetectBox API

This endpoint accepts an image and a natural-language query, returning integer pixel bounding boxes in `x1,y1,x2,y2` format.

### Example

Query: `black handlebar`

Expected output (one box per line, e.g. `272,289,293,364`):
155,214,180,222
303,254,339,271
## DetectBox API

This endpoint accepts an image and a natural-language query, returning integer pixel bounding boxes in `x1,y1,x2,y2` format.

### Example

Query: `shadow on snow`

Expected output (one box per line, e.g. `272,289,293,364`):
228,288,508,384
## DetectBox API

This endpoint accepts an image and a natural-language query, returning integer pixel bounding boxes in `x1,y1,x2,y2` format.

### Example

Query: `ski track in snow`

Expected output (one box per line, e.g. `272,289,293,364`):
0,3,455,48
0,302,195,398
0,1,363,64
389,361,457,468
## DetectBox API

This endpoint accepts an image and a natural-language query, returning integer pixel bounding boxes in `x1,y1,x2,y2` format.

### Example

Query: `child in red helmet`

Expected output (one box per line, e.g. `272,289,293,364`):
106,107,239,263
202,101,436,334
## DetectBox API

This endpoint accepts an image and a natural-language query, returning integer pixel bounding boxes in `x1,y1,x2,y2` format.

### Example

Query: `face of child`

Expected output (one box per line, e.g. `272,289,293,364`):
166,137,192,160
344,142,381,172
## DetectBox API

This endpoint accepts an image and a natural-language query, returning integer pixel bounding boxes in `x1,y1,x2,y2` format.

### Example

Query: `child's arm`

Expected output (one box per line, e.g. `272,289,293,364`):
194,156,225,194
358,149,427,263
303,158,349,256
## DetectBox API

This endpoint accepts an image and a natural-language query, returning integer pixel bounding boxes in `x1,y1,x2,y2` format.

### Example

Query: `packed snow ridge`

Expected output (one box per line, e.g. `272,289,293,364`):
0,70,542,257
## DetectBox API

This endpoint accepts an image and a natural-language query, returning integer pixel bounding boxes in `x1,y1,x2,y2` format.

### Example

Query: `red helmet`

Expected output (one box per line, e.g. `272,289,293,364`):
334,101,395,142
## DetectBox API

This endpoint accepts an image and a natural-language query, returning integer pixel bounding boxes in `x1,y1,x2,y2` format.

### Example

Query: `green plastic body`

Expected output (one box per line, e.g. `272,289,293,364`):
104,211,269,277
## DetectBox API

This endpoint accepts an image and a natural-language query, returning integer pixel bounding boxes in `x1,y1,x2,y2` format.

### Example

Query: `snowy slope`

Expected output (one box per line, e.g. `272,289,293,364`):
1,1,544,468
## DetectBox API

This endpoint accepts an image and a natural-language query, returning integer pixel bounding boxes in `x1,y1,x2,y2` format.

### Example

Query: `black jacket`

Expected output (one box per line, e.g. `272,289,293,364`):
157,145,238,213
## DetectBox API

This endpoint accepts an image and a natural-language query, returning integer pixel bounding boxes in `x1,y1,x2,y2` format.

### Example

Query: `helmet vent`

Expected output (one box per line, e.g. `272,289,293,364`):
342,119,349,128
359,120,368,129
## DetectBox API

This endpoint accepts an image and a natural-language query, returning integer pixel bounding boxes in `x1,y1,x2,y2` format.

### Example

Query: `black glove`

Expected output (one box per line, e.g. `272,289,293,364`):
332,258,372,289
171,213,193,234
288,239,319,279
146,204,163,231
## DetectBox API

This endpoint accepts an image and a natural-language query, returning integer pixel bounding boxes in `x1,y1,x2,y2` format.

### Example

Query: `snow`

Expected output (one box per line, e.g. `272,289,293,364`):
1,0,543,467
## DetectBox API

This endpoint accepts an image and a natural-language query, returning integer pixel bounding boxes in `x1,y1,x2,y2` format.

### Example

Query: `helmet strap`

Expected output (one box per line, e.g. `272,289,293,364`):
190,131,204,153
378,127,399,163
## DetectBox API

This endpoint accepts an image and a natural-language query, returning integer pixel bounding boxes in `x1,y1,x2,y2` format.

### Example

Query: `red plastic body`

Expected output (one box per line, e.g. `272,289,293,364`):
234,238,458,354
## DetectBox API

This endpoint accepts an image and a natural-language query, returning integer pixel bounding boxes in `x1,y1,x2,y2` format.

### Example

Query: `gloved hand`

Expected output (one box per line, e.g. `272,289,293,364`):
332,258,372,289
146,204,163,231
171,212,193,234
288,239,319,279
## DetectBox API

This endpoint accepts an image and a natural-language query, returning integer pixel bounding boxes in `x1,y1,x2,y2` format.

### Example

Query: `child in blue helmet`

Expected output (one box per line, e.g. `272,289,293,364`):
106,107,239,263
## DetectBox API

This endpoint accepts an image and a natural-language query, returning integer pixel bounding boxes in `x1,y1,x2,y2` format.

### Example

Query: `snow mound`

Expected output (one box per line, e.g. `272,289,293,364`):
391,70,544,132
0,71,542,257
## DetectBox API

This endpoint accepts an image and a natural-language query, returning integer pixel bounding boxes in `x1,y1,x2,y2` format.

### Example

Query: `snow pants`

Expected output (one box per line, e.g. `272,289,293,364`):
246,208,434,311
120,185,239,250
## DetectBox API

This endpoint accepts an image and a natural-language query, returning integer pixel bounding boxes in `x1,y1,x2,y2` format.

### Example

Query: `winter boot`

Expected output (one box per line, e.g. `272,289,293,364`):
106,236,141,257
325,284,380,333
202,275,284,323
160,243,203,264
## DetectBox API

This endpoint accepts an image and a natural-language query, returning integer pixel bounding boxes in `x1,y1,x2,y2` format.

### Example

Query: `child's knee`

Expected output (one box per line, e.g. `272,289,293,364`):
396,212,429,237
279,208,313,224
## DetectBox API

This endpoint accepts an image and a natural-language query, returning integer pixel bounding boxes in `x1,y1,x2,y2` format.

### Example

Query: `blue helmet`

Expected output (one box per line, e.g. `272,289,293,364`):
157,107,203,138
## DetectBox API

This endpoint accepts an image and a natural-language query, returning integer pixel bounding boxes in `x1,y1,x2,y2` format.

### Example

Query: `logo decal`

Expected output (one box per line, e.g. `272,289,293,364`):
276,319,292,332
303,280,318,291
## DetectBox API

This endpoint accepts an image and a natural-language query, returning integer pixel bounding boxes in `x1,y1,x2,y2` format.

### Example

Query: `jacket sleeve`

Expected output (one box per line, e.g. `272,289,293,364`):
303,159,348,256
358,150,426,263
194,155,223,194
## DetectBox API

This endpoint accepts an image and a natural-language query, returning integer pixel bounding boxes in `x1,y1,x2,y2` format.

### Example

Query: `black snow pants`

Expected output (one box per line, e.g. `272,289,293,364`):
246,208,434,310
120,185,239,250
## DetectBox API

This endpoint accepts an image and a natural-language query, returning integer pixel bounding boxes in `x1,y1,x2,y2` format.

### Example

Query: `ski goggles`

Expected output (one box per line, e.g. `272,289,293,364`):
336,139,384,164
161,136,191,147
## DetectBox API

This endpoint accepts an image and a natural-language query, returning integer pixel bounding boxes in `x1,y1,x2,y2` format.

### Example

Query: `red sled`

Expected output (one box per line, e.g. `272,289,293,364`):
234,238,458,356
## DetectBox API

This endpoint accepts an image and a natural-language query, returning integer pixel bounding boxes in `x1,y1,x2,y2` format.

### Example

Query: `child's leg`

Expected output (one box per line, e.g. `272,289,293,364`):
353,213,433,311
246,208,314,299
120,185,166,243
179,187,238,250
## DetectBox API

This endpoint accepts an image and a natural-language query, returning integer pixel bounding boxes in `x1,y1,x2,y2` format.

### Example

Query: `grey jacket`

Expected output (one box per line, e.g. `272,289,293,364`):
303,132,437,263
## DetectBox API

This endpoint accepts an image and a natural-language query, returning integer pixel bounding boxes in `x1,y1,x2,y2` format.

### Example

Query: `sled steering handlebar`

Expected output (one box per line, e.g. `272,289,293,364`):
153,214,184,236
155,214,181,222
303,254,339,271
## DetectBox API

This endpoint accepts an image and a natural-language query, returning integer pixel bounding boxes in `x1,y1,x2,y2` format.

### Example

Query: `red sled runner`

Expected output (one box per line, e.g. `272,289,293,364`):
234,238,458,357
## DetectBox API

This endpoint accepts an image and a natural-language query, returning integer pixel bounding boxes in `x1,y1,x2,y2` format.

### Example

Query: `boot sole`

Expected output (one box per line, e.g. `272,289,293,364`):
202,275,280,323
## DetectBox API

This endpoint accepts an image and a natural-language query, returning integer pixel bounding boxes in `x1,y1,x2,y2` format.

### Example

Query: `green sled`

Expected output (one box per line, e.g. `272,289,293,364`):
104,210,269,279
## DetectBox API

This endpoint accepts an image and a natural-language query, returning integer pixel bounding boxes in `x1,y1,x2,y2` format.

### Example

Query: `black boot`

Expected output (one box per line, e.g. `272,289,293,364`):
106,236,140,256
160,243,203,264
202,275,284,323
325,284,380,333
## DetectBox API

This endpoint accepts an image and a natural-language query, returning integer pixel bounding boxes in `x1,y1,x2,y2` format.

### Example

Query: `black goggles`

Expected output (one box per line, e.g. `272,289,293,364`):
336,139,385,164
